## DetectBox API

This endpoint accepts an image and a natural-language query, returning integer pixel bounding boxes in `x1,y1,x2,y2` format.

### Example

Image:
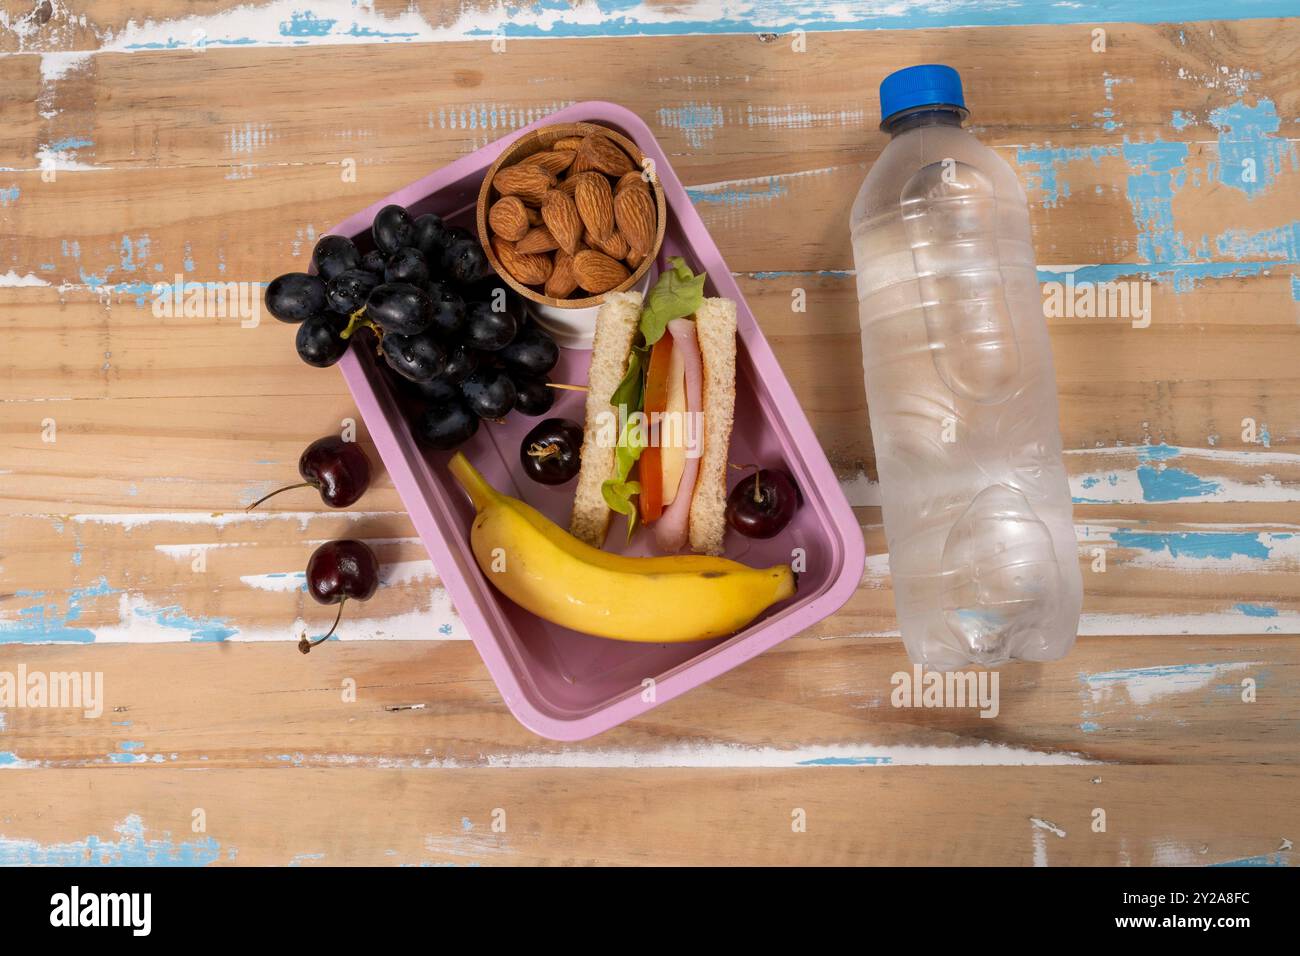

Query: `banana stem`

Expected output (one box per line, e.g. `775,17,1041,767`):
447,452,497,511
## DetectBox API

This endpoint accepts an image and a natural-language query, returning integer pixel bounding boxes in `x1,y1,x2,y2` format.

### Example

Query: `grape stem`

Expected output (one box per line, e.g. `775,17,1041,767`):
339,306,379,341
245,481,314,511
298,599,344,655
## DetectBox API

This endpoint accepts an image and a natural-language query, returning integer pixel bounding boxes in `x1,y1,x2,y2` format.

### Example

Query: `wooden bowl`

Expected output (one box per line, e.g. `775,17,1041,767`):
476,121,667,310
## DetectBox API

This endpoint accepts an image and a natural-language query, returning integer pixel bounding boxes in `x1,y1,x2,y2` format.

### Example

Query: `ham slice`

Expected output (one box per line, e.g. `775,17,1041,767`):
653,318,702,553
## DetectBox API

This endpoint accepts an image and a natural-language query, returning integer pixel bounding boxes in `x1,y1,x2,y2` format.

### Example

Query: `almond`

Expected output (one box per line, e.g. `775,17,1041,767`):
520,149,575,177
515,225,559,255
557,171,597,197
487,196,529,242
526,206,543,227
492,236,553,287
575,173,615,241
615,171,649,194
583,227,628,260
541,189,583,256
614,184,656,257
626,248,645,270
573,133,635,177
551,136,583,152
573,250,630,294
492,163,555,205
545,249,580,299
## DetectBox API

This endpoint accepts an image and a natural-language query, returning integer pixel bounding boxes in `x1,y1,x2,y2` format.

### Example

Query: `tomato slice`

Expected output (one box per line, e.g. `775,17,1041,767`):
638,334,674,524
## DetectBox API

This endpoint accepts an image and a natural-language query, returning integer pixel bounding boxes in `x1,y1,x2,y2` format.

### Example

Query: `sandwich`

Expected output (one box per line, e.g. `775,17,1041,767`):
570,257,737,556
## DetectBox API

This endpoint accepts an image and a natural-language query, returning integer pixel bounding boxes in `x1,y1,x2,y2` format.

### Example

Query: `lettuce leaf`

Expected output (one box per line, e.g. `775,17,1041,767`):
640,256,706,345
608,341,648,413
602,479,641,519
600,414,647,540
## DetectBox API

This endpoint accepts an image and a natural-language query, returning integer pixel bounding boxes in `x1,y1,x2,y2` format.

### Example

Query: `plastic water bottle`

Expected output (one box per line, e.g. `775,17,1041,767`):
850,65,1082,670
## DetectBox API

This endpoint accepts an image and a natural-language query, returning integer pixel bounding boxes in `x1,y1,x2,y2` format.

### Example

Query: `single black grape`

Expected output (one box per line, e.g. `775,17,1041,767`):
381,330,446,383
385,247,429,287
442,235,491,284
412,213,449,260
514,376,556,416
462,300,518,351
440,344,480,385
461,367,518,419
397,374,460,406
359,249,387,275
439,226,474,254
366,282,433,335
462,278,525,331
266,272,327,323
417,400,479,451
372,204,414,256
326,268,381,314
312,235,361,282
437,227,475,274
425,281,466,338
499,326,559,377
296,313,349,367
461,276,519,308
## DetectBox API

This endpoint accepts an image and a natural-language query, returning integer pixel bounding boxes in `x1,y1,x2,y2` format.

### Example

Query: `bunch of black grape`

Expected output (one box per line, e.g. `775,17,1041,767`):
265,204,560,450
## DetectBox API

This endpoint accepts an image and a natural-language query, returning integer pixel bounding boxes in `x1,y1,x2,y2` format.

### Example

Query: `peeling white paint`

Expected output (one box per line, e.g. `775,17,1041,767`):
261,739,1097,769
0,270,52,287
1082,661,1263,707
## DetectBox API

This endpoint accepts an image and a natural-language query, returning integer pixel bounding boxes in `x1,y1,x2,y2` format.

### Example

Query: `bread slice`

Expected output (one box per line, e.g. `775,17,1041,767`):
688,298,738,555
569,291,643,547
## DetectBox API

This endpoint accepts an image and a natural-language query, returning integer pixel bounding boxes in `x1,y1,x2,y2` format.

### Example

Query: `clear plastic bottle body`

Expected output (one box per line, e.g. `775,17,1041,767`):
850,110,1082,670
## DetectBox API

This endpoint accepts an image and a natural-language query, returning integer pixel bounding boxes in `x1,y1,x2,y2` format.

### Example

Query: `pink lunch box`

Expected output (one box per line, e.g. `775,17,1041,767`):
333,101,865,740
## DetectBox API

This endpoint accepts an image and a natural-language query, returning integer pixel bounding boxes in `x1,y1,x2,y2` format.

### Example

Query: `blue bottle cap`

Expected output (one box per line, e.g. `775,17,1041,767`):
879,64,966,127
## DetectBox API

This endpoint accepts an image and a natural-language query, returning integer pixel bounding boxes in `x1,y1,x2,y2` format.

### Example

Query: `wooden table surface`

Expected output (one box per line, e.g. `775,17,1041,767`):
1,1,1297,866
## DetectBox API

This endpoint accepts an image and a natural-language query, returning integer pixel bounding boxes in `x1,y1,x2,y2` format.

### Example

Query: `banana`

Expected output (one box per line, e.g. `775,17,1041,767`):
448,452,796,642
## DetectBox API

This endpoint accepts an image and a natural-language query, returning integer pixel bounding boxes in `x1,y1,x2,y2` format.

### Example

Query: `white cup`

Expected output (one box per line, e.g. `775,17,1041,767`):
527,269,656,350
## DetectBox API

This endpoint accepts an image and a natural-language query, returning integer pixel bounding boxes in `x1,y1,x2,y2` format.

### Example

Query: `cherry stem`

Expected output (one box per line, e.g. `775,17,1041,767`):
298,599,345,654
727,462,764,503
527,441,561,462
245,481,314,511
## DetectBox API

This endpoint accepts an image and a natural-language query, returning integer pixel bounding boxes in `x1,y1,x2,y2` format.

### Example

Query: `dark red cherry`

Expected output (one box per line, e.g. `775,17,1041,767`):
300,436,371,506
246,436,371,510
307,539,379,605
725,468,800,539
520,418,583,485
299,539,380,654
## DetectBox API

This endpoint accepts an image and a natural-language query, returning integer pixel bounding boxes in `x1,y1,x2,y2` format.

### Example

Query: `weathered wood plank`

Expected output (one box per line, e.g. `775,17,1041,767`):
3,24,1298,271
0,633,1294,766
0,766,1294,866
